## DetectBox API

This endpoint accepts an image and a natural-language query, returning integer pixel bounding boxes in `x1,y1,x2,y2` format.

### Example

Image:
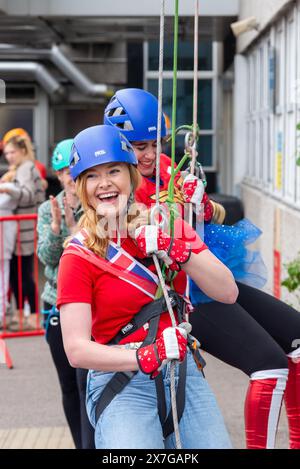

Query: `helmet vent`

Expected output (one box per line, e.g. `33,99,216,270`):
115,120,134,131
121,140,132,153
70,150,80,168
108,106,126,117
123,120,134,131
120,134,133,153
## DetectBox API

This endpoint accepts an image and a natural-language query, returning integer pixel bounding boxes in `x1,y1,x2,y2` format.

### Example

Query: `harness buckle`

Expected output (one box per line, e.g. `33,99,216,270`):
188,335,206,371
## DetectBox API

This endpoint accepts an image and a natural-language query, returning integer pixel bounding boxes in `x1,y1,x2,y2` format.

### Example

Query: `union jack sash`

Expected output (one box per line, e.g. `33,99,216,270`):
63,229,159,299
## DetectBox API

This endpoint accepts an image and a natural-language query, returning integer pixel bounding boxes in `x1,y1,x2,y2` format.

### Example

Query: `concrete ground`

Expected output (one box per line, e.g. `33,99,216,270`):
0,335,289,449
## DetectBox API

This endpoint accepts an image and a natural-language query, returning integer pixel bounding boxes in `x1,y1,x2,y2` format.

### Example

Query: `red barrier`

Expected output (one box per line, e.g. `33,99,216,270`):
0,214,44,369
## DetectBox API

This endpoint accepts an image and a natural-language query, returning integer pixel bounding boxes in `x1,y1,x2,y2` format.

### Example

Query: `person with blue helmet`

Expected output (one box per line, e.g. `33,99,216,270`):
37,138,94,449
104,88,300,449
56,124,237,449
104,88,167,178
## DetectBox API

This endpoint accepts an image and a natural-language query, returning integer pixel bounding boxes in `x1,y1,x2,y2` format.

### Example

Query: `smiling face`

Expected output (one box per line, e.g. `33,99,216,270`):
131,140,157,177
85,162,131,219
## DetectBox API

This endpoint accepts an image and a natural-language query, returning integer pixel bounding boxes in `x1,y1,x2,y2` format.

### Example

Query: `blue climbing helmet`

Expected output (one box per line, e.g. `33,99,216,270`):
104,88,166,142
69,124,137,180
51,138,73,171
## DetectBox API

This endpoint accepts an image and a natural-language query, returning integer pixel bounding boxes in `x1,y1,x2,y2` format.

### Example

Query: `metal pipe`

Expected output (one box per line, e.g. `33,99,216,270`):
0,44,112,97
0,61,64,99
50,44,110,97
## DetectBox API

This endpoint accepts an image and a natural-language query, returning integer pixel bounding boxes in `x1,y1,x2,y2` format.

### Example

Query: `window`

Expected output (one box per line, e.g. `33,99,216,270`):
284,10,297,203
147,78,212,130
244,3,300,210
148,40,213,72
0,106,33,138
145,40,219,170
52,106,104,144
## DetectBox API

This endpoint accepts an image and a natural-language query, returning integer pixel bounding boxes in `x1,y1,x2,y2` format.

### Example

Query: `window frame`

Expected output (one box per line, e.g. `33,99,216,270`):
144,40,220,171
243,3,300,211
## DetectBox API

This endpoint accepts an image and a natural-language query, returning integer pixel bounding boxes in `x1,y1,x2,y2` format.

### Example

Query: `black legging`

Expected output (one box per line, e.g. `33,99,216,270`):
44,302,94,449
190,282,300,376
10,254,37,313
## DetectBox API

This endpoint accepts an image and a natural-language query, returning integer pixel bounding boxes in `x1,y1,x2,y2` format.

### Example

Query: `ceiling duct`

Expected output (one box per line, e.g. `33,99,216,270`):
50,44,111,97
0,44,112,97
0,61,64,100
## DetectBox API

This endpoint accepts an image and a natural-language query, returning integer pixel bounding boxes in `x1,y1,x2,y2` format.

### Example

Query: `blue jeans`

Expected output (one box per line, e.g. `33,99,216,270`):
86,351,232,449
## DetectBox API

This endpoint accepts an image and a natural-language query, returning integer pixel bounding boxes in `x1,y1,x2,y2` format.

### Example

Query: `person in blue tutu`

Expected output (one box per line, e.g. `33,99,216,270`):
103,88,300,449
189,218,268,304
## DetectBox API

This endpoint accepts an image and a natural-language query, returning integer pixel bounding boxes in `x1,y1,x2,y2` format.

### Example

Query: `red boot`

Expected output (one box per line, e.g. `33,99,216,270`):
285,349,300,449
245,369,288,449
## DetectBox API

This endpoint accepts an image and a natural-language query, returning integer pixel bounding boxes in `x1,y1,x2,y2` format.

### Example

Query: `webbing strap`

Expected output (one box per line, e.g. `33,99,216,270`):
162,358,187,438
108,291,182,346
154,358,187,438
95,371,137,424
94,313,161,425
63,246,157,299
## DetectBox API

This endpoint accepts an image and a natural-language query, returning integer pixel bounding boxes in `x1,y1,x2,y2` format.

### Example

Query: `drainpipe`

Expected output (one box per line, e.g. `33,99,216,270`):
0,61,64,100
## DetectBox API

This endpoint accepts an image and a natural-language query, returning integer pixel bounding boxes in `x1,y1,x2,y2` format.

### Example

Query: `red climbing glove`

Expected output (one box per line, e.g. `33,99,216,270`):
135,218,207,270
134,224,191,271
136,323,190,379
202,193,214,223
182,174,205,205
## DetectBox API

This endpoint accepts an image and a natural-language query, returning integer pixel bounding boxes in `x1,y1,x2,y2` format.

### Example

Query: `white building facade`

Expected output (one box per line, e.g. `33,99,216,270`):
233,0,300,306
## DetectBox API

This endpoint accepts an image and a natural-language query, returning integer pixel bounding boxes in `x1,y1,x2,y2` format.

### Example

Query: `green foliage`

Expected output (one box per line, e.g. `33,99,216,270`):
282,254,300,311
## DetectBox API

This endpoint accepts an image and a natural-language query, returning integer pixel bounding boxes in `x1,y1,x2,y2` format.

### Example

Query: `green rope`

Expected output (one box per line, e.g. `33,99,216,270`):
167,0,179,237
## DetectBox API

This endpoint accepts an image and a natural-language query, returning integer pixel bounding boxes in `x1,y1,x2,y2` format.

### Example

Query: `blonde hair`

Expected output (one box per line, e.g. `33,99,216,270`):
65,164,143,258
4,135,35,164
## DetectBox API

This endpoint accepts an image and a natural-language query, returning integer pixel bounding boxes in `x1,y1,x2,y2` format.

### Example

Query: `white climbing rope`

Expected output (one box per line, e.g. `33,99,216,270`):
155,0,165,206
152,0,182,450
185,0,200,300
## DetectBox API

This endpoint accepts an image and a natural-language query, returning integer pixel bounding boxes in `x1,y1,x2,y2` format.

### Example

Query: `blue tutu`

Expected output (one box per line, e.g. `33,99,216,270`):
189,218,268,305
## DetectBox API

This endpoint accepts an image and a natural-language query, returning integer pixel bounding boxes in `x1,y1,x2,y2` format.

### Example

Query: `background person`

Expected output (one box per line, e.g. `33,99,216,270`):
1,133,45,330
3,128,48,190
0,167,18,329
37,139,94,449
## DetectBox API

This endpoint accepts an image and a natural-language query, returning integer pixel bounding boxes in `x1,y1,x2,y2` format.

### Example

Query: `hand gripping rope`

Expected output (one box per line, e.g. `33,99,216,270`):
151,0,182,449
151,0,204,450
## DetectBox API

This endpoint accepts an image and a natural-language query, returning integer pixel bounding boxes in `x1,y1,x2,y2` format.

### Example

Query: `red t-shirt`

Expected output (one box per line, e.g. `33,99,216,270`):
57,237,188,345
34,160,47,180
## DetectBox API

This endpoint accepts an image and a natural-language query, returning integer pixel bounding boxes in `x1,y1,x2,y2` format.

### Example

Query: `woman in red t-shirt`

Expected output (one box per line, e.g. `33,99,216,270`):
57,124,237,449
